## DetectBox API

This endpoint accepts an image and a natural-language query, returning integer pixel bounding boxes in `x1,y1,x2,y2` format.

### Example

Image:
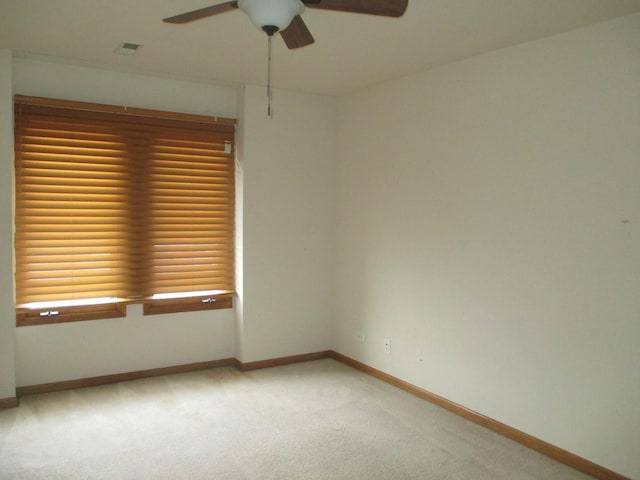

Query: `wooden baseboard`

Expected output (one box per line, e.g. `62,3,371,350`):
332,352,629,480
15,351,335,396
17,358,237,396
237,350,334,371
0,396,18,409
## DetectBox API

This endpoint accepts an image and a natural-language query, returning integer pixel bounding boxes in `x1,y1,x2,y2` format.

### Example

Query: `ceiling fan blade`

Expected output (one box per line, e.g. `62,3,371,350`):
304,0,408,17
280,15,315,49
163,1,239,24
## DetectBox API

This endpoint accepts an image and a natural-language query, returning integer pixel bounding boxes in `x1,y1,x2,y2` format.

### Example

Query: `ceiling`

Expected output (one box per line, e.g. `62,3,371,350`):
2,0,640,96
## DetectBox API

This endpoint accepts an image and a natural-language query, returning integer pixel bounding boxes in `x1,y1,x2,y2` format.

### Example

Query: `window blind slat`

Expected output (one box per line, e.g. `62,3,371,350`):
15,97,235,311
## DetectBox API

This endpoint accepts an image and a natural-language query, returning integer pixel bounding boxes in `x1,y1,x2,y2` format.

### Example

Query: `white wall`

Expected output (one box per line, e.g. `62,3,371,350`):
334,13,640,479
13,58,237,119
11,59,238,386
237,85,336,362
0,50,16,399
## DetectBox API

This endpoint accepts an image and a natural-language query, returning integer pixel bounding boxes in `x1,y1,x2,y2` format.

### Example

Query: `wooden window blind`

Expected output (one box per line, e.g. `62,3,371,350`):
14,96,235,325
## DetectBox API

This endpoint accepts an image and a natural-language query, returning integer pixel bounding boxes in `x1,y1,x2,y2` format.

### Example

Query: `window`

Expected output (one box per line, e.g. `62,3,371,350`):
14,96,235,326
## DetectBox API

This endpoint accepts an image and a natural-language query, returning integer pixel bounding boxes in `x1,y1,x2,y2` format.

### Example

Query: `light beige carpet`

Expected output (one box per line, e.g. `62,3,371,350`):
0,359,593,479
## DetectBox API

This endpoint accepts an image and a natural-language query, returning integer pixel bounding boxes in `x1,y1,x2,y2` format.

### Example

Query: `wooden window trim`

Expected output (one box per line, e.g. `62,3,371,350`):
14,95,236,127
17,303,127,327
16,294,234,326
143,293,233,316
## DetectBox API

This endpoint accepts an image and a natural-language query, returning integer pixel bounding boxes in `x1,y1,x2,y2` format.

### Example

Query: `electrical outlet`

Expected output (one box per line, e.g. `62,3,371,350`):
357,333,365,343
384,338,391,354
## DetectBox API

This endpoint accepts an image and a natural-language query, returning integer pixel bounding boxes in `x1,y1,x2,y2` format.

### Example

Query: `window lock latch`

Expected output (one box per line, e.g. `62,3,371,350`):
39,310,60,318
201,298,216,304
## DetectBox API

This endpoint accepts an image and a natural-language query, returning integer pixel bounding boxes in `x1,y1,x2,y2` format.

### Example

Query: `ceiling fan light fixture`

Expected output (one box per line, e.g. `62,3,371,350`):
238,0,304,34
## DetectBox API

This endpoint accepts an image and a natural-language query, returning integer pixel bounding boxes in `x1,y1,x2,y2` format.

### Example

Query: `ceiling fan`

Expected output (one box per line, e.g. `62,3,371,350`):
163,0,409,49
164,0,408,117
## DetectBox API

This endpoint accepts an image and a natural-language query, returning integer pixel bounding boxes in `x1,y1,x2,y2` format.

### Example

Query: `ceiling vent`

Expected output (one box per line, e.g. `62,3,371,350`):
114,42,142,56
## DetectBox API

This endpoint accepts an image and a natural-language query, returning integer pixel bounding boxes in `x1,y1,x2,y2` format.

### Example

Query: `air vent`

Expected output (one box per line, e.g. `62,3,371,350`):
114,42,142,56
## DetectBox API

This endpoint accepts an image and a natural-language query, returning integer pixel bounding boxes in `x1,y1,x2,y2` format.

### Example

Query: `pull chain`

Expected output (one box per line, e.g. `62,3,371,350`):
267,34,273,118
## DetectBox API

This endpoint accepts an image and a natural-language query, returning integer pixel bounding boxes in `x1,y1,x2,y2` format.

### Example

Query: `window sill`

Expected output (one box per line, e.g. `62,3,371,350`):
16,293,233,327
143,293,233,316
17,303,126,327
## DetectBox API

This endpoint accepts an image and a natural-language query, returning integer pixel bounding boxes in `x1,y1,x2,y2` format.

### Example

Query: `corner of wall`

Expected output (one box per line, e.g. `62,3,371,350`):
234,85,246,362
0,49,17,399
237,85,337,363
